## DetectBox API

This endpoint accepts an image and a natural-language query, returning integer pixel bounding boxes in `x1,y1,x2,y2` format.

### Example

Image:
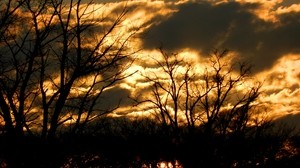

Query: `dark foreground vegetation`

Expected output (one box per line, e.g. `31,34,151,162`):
0,116,299,168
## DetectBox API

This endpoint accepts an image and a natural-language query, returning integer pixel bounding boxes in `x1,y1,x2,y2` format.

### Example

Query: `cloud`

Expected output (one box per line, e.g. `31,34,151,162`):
141,1,300,72
279,0,300,7
96,85,135,111
272,112,300,135
255,54,300,119
68,0,300,121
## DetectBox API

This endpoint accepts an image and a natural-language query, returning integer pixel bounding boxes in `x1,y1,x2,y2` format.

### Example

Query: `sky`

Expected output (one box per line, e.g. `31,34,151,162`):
81,0,300,127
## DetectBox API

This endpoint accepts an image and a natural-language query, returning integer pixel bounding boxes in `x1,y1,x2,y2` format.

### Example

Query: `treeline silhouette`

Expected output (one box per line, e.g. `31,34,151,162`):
0,116,299,167
0,0,299,167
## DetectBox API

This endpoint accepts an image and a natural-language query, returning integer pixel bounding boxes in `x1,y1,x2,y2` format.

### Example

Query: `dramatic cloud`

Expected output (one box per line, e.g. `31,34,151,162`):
142,1,300,72
79,0,300,125
257,54,300,118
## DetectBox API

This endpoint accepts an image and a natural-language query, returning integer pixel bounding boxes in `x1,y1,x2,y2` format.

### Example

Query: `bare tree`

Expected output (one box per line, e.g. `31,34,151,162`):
0,0,138,140
198,50,261,137
140,48,189,136
0,0,27,136
140,49,262,139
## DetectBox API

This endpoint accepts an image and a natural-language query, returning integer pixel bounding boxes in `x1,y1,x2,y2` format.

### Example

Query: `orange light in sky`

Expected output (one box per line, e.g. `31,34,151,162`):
3,0,300,129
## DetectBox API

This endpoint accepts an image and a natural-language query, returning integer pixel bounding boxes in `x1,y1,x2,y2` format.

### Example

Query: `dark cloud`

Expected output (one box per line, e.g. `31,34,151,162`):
97,86,135,111
273,113,300,135
142,1,300,72
278,0,300,7
253,12,300,69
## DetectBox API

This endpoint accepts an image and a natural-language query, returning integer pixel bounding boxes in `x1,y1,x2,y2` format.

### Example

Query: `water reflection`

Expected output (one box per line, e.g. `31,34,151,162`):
62,153,183,168
142,160,183,168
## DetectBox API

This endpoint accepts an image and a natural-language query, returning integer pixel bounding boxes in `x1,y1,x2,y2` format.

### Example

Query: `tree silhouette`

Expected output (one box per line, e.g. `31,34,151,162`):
134,48,296,168
0,0,137,140
139,48,263,140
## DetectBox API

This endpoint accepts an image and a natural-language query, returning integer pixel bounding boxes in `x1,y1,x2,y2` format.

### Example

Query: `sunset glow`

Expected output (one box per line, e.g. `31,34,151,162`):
0,0,299,131
115,0,300,125
1,1,300,167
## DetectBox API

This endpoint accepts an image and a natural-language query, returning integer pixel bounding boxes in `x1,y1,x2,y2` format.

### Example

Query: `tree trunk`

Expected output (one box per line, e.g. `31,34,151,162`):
0,92,15,136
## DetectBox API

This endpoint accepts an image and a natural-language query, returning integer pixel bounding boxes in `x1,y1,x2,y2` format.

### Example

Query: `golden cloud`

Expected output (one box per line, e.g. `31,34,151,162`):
256,54,300,118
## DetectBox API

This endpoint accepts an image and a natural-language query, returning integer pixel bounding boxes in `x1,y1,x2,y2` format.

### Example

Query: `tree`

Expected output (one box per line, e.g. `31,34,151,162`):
0,0,138,140
198,50,261,137
140,48,263,139
0,0,27,136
